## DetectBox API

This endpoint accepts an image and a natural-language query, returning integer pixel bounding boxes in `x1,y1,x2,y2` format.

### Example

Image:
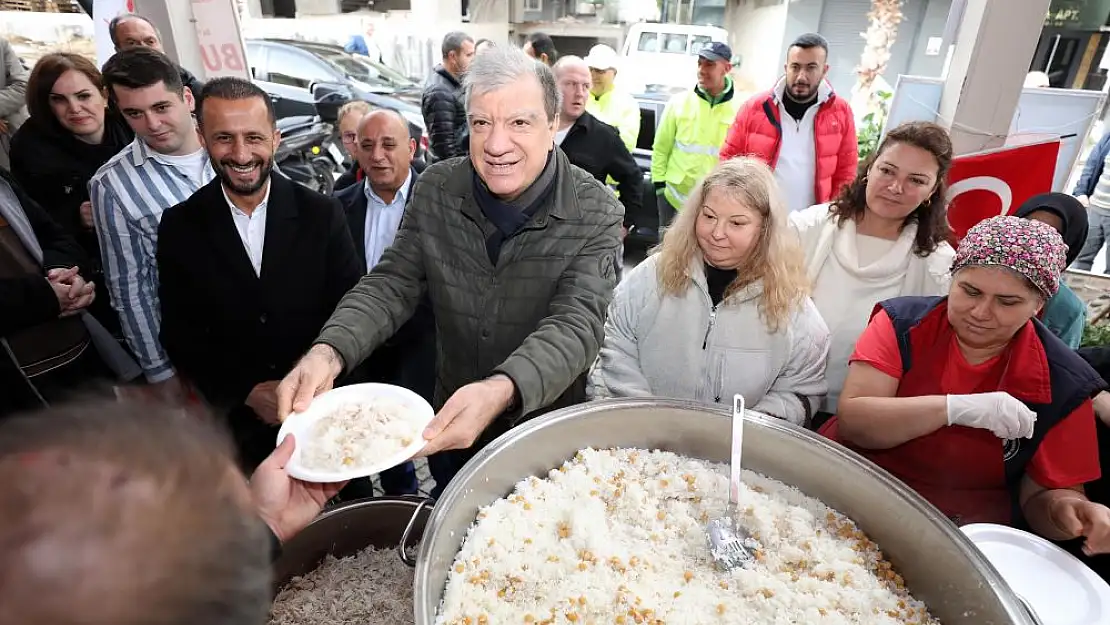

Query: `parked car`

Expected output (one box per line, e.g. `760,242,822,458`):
245,38,429,158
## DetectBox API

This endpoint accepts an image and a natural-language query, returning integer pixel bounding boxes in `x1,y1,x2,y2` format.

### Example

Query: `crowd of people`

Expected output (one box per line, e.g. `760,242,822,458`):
1,12,1110,624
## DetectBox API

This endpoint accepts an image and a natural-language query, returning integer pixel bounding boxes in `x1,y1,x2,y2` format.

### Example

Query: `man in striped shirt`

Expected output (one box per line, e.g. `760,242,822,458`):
88,48,213,394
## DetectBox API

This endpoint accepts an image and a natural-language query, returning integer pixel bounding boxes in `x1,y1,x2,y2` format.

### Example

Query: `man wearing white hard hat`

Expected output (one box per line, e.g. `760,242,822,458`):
583,44,641,152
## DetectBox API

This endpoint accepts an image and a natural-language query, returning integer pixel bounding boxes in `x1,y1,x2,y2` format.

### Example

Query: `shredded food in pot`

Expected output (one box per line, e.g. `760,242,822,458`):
270,544,416,625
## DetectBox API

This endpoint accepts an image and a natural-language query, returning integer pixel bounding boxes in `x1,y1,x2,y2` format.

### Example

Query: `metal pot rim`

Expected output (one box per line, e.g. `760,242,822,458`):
412,397,1029,624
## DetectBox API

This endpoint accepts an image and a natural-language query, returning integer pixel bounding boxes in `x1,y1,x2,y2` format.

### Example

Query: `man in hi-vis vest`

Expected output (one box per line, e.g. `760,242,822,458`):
650,41,741,229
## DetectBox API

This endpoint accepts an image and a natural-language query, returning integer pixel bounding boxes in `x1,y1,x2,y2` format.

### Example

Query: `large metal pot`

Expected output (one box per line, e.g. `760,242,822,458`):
414,398,1032,624
272,495,433,589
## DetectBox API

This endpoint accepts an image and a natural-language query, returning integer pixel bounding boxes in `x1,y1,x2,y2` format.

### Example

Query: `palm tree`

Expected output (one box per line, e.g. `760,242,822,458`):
853,0,904,115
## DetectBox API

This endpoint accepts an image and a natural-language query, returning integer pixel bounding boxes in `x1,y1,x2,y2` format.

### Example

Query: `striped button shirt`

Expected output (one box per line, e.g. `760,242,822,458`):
88,138,215,382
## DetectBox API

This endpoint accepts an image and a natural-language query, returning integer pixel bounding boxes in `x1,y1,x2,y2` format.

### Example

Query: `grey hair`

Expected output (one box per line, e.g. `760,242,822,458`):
463,46,560,123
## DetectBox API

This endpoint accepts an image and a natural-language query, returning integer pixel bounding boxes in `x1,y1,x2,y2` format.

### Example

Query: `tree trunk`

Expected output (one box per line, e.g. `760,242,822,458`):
854,0,904,114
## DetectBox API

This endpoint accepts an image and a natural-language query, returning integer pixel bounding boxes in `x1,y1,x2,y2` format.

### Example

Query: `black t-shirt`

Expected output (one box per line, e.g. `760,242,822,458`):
705,263,737,306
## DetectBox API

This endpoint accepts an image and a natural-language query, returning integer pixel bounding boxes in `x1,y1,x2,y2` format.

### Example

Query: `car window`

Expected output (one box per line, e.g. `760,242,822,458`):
690,35,712,54
246,43,265,79
265,47,329,89
304,46,418,91
313,48,382,83
637,32,659,53
662,34,688,54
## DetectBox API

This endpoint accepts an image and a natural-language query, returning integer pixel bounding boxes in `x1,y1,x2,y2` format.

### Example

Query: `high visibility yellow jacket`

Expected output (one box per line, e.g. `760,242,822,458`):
651,78,741,210
587,88,641,152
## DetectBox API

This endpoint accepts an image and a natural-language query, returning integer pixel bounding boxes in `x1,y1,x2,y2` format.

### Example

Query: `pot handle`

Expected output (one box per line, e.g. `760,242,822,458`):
398,497,435,567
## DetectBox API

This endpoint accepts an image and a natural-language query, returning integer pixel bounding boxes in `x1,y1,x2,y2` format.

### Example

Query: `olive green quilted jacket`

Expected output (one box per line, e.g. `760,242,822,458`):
316,149,624,425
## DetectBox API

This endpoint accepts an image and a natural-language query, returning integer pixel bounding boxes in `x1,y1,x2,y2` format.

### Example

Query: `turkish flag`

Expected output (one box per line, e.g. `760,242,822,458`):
945,138,1060,244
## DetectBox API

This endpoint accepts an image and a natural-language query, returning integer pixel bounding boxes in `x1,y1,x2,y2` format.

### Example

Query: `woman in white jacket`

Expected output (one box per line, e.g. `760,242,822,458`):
588,158,830,426
790,121,955,418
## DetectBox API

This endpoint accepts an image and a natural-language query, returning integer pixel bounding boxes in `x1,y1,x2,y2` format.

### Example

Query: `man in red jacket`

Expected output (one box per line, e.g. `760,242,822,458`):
720,33,857,213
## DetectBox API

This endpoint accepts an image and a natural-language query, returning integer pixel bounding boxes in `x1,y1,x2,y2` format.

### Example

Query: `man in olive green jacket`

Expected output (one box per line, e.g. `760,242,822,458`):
278,46,623,491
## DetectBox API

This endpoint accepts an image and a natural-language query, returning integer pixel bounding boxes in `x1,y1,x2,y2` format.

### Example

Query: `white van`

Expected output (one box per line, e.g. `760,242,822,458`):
618,22,730,95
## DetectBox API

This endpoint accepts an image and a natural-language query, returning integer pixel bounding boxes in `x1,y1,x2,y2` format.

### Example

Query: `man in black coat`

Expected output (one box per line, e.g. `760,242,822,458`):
334,108,436,496
553,56,640,276
421,31,474,162
157,78,362,471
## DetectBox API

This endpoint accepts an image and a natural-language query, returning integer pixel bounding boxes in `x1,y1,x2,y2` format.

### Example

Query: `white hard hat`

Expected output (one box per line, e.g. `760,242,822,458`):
584,44,619,71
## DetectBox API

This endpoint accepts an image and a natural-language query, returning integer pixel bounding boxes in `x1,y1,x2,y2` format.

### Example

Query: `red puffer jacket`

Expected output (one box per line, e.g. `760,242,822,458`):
720,78,858,205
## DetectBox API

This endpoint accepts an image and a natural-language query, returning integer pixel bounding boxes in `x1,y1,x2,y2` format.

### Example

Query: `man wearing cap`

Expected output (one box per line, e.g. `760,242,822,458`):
583,44,641,152
720,33,857,213
650,41,741,228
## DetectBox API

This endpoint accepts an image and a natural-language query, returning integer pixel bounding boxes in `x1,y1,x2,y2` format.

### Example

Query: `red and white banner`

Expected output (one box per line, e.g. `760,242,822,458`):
190,0,250,80
945,136,1060,243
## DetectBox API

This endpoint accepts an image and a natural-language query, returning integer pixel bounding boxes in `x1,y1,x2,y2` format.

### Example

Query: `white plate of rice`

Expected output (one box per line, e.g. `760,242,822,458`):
277,383,434,483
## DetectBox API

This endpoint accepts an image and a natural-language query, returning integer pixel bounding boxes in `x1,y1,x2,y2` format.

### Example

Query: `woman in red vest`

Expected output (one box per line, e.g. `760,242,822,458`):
821,216,1110,555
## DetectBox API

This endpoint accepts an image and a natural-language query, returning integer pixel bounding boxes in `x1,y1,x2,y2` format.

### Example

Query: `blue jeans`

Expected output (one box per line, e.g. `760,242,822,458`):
1074,207,1110,272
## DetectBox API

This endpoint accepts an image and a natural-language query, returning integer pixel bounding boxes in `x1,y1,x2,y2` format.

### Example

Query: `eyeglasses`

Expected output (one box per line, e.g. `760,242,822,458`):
341,132,357,144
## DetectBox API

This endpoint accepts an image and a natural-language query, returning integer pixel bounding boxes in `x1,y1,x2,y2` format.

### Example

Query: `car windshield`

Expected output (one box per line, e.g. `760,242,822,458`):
304,45,417,90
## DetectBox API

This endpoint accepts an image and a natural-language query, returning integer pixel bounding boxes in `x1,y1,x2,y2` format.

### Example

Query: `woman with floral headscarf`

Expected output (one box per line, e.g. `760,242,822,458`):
821,216,1110,553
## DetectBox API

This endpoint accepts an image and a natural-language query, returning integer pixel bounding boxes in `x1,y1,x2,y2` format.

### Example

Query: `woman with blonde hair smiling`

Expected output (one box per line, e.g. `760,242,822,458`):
589,158,830,425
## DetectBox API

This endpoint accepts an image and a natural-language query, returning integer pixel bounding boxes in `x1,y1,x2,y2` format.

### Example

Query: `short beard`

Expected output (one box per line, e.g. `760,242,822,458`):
217,159,272,195
785,84,818,103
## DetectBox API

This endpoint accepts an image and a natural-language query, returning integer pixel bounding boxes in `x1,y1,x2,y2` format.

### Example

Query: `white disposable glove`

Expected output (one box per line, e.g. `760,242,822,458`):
946,392,1037,440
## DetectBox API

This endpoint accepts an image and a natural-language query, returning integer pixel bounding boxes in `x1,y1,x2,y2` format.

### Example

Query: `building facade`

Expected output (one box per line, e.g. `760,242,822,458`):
663,0,1110,98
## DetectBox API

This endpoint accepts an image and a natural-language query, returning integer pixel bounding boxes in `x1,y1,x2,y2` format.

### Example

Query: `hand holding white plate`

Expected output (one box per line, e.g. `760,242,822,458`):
276,383,435,483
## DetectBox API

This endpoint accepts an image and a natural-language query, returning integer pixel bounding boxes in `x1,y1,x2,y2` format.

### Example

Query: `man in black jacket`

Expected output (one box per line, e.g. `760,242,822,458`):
421,31,474,162
553,56,640,256
108,13,206,115
333,108,436,496
157,78,362,471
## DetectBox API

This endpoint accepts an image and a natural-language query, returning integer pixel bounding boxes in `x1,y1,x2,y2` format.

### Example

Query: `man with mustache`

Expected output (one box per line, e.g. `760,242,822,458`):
156,77,361,471
720,33,857,213
332,108,435,497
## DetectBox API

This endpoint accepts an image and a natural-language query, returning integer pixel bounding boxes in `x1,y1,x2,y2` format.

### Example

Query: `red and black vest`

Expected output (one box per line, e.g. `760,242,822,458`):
839,296,1104,525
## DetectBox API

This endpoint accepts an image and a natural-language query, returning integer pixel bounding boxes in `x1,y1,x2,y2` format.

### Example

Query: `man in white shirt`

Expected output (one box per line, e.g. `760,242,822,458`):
333,108,435,496
156,77,361,470
89,47,214,402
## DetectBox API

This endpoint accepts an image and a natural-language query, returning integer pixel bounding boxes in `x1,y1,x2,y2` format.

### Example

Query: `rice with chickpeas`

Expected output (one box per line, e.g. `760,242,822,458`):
300,401,422,473
437,448,940,624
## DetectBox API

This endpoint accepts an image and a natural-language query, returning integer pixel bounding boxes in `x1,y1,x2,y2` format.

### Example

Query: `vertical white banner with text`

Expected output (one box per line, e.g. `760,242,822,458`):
190,0,250,80
93,0,132,67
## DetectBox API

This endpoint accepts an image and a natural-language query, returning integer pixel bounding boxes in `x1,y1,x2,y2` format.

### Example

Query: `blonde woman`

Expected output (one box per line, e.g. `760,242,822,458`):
588,158,830,425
